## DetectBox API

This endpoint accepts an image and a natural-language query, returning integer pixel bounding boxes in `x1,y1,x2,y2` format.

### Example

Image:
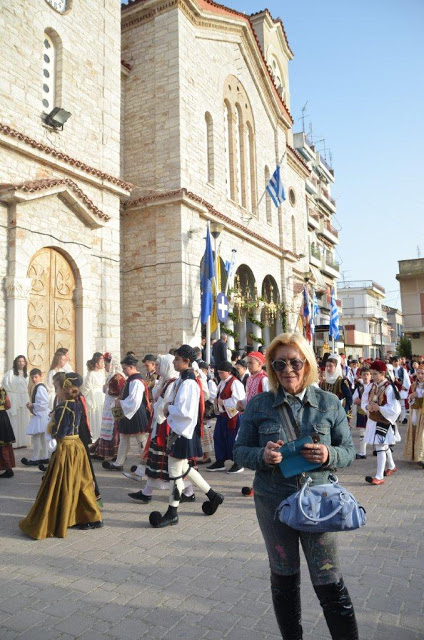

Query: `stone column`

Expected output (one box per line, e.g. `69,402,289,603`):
74,289,93,376
225,307,235,351
237,311,247,353
276,313,283,336
263,324,270,348
251,304,263,350
5,276,32,367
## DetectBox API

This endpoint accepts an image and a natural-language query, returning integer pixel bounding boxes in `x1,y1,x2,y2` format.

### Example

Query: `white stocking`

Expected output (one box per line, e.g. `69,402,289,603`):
386,447,395,470
375,447,387,480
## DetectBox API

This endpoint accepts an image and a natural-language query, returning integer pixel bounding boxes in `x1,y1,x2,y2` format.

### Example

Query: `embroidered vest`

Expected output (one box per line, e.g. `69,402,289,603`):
246,371,267,404
368,379,391,425
31,382,47,405
219,375,239,430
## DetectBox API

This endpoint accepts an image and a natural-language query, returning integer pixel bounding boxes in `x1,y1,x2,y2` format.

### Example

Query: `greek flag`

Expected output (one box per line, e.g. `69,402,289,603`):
329,288,340,340
266,165,286,207
310,290,319,335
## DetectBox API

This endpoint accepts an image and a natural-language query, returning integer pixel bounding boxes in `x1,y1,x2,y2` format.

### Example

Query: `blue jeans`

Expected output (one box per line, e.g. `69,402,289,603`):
254,490,341,586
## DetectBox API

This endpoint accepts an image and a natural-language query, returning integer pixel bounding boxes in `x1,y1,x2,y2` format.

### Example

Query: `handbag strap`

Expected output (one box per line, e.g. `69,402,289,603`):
276,404,299,442
297,477,348,523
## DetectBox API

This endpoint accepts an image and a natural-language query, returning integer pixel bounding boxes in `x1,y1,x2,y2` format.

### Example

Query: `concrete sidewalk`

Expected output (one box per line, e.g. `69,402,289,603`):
0,429,423,640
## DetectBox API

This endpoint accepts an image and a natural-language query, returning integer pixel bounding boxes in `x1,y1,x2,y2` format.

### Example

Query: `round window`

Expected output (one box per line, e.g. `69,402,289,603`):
289,188,296,206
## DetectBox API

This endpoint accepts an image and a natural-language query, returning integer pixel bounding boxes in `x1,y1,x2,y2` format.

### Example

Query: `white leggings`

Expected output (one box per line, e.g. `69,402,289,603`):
168,457,211,507
357,428,367,456
31,433,48,461
115,433,148,467
375,444,395,480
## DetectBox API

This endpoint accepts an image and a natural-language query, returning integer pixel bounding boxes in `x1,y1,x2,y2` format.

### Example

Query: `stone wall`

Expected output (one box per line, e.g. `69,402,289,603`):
1,0,121,176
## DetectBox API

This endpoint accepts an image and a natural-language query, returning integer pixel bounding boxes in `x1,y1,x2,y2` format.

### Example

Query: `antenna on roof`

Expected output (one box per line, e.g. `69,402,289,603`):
301,101,308,133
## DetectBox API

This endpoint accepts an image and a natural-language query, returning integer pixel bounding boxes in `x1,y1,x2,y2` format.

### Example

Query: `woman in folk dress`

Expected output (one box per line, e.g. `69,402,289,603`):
2,355,30,448
91,356,125,460
81,353,106,441
404,364,424,467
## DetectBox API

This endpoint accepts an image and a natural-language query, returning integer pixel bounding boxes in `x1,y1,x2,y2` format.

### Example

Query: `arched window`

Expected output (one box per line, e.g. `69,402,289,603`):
291,215,296,253
265,166,272,224
235,105,243,206
223,77,256,209
42,29,62,113
205,112,214,184
270,55,285,98
247,122,256,213
224,101,233,199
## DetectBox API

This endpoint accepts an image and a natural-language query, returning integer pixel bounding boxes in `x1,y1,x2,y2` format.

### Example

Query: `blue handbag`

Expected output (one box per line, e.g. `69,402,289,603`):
276,475,366,533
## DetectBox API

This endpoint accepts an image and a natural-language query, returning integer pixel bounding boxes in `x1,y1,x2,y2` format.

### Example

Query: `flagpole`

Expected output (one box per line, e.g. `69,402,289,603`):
206,316,211,365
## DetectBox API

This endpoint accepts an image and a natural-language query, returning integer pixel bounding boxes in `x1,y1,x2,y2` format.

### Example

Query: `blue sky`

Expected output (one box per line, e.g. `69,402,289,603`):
121,0,423,309
224,0,424,308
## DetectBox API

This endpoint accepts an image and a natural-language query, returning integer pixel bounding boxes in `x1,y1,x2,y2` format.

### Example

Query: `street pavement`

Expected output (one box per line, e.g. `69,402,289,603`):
0,426,423,640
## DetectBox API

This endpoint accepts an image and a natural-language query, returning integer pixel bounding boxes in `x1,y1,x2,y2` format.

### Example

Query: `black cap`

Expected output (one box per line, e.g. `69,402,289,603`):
198,360,208,370
217,361,233,372
64,372,83,388
142,354,156,363
175,344,196,363
121,354,138,367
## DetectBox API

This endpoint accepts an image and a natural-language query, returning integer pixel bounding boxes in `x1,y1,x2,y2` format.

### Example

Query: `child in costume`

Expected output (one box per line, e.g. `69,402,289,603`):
21,368,49,466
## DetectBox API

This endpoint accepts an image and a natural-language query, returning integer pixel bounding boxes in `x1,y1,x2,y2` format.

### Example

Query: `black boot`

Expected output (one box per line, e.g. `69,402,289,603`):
313,578,358,640
270,572,303,640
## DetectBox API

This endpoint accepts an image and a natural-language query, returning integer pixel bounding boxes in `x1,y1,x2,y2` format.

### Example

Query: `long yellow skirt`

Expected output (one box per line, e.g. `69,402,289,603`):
403,412,424,462
19,435,101,540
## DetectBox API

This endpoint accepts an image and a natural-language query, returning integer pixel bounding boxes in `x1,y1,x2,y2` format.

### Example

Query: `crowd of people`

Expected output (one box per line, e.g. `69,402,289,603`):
0,334,422,638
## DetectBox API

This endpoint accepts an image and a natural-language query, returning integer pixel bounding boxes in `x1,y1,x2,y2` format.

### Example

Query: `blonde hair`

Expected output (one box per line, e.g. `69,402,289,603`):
265,332,319,393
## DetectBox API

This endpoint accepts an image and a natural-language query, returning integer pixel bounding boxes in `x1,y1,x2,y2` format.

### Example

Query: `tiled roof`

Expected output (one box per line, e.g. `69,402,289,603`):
0,178,111,221
124,187,298,259
0,123,132,191
122,0,293,124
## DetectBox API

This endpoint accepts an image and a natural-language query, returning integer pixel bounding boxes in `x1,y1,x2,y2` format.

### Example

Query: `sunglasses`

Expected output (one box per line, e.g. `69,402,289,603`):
271,358,306,372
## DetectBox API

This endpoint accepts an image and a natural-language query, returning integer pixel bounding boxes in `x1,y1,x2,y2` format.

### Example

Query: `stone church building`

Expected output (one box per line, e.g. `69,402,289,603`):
0,0,339,376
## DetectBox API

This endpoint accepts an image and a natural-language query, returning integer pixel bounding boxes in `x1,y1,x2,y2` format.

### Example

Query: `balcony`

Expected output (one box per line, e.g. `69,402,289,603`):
309,244,321,268
316,153,335,183
322,256,340,278
318,218,339,244
307,209,320,229
317,186,336,213
305,176,318,195
293,131,315,163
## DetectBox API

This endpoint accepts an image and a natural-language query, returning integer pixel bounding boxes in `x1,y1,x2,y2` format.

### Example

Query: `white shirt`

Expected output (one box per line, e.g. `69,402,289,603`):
121,378,145,420
167,377,200,439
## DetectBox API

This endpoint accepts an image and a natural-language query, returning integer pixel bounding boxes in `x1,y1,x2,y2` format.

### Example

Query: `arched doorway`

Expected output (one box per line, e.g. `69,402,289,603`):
27,248,76,376
261,275,281,345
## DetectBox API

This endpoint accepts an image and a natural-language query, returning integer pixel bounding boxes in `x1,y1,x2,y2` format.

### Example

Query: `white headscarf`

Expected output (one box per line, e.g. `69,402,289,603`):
325,354,343,385
151,355,179,435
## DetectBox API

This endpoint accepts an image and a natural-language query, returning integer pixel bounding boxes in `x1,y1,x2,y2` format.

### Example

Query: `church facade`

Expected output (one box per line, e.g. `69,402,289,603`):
121,0,314,355
0,0,339,375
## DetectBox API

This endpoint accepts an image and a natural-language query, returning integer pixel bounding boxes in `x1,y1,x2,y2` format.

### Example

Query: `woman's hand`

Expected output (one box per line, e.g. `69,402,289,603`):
263,440,284,465
301,442,329,465
115,399,121,408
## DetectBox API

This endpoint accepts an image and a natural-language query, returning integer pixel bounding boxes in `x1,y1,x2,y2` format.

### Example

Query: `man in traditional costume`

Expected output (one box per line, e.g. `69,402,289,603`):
142,354,158,402
361,360,401,485
352,366,372,459
320,354,353,416
103,355,151,472
206,361,245,473
21,369,49,466
149,345,223,528
235,359,249,389
391,356,410,423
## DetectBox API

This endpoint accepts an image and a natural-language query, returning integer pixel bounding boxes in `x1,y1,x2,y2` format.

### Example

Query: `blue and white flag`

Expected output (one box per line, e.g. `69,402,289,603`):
302,286,310,319
200,223,215,324
266,165,286,207
310,290,319,335
329,288,340,340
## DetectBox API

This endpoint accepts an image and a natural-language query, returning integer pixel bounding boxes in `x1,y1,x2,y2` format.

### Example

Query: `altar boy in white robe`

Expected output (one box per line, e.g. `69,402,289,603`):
149,345,223,528
21,369,49,466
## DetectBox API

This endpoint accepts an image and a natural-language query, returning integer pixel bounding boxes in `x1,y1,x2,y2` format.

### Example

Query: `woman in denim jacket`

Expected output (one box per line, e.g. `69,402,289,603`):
234,333,358,640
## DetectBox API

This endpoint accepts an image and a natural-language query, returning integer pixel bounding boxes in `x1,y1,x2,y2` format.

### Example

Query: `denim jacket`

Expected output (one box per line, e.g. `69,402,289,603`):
233,384,356,500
